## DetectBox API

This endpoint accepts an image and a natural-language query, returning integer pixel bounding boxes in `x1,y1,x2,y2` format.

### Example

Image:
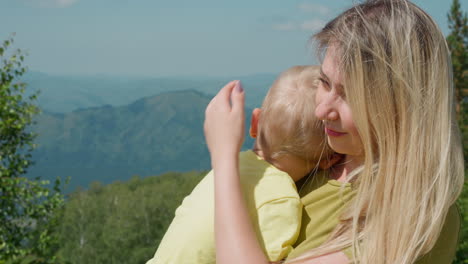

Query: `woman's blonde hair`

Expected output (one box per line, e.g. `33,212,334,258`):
290,0,464,263
258,65,332,167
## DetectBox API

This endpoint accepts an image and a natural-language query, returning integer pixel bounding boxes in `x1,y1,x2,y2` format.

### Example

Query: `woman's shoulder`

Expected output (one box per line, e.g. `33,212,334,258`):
297,170,354,204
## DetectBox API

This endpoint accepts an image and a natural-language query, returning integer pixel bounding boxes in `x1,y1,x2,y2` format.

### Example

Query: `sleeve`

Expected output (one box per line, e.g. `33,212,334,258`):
255,197,303,262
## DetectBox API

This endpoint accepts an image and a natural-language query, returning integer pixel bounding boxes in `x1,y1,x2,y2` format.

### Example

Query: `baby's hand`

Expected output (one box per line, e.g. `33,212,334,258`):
204,80,245,162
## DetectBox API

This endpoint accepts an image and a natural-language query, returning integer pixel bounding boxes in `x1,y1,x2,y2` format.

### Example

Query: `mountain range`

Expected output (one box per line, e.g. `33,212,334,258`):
24,71,276,113
29,90,254,191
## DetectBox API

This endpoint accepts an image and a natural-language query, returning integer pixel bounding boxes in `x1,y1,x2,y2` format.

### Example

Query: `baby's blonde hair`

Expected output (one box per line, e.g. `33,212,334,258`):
289,1,464,263
257,65,332,168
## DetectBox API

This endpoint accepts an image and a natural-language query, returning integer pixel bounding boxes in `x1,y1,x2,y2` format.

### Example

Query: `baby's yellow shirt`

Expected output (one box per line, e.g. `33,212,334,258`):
147,150,302,264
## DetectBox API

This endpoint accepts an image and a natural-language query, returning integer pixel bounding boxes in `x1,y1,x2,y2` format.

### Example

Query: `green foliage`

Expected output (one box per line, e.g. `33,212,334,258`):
0,36,65,264
448,0,468,263
457,179,468,263
458,106,468,263
457,102,468,263
57,171,206,264
447,0,468,120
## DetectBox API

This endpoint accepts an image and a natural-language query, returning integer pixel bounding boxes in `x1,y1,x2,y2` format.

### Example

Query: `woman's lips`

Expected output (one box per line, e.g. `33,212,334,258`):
325,127,347,137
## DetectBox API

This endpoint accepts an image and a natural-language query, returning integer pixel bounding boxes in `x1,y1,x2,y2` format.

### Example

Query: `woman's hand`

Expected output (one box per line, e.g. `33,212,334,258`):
204,80,245,163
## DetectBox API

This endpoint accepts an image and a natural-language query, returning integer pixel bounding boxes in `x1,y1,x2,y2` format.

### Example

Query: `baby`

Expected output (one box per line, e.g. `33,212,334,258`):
147,65,333,264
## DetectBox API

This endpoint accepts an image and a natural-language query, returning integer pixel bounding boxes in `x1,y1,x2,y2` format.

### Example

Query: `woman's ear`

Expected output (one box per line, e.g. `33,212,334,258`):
249,108,261,138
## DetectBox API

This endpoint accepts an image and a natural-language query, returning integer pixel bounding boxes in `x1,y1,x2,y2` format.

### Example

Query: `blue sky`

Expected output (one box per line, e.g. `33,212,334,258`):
1,0,466,77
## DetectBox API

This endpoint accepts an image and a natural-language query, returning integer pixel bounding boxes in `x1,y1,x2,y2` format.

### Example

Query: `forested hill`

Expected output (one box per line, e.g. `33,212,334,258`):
58,171,207,263
29,90,254,191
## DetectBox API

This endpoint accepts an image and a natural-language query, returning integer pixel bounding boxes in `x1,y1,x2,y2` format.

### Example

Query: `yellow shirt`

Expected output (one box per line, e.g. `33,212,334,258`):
147,150,302,264
286,172,460,263
286,171,355,260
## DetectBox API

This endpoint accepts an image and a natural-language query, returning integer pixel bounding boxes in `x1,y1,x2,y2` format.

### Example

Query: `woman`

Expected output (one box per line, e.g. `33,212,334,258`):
204,0,464,263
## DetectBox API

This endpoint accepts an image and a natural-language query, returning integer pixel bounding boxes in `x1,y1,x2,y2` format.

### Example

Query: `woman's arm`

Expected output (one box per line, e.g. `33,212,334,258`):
204,80,270,264
213,157,271,263
204,81,350,264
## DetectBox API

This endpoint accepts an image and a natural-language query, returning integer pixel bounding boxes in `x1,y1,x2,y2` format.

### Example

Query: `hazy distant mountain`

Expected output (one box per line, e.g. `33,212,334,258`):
24,71,276,113
29,90,254,191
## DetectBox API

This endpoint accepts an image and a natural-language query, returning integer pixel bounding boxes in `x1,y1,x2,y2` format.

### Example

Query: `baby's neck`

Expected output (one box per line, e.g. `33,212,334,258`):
251,140,263,158
329,155,363,182
252,147,313,182
252,147,264,159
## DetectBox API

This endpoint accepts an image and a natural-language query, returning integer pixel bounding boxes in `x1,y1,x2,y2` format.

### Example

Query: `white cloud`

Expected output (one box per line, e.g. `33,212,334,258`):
299,3,330,15
55,0,78,8
272,19,325,32
301,19,326,32
272,22,297,31
23,0,78,8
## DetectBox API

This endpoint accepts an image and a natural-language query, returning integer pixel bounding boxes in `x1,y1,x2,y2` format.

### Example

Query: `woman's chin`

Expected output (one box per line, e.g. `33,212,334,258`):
327,140,362,158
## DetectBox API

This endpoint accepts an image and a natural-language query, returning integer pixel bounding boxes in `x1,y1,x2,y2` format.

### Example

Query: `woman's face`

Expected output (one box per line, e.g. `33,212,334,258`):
315,45,364,158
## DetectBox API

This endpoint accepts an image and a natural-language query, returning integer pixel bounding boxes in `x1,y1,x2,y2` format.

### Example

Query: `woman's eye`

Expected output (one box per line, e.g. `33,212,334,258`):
318,78,330,88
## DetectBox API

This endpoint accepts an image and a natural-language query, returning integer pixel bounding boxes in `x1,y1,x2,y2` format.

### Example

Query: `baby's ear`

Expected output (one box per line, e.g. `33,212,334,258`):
249,108,261,138
318,153,342,169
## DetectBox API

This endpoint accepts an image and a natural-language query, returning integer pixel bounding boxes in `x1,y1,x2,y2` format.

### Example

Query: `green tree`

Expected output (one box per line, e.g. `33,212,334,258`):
447,0,468,119
448,1,468,263
58,171,206,264
0,36,65,264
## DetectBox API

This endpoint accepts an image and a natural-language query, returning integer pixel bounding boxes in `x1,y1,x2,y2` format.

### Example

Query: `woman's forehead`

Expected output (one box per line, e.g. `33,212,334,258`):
321,45,344,88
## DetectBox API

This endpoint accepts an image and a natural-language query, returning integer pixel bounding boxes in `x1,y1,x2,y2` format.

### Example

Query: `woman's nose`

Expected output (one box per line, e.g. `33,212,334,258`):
315,99,339,121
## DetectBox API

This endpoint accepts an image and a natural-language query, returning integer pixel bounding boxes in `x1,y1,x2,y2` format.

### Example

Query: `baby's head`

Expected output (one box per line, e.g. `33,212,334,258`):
251,65,333,180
